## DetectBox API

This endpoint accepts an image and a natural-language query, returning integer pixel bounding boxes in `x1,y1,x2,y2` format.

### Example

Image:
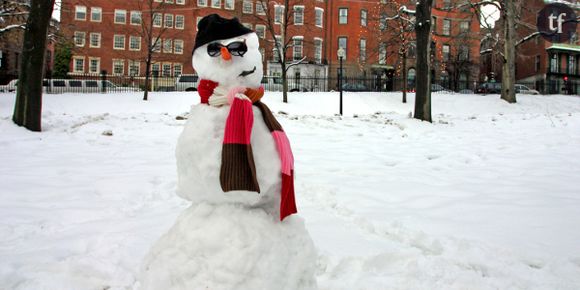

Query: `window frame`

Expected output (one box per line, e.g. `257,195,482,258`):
90,7,102,22
338,8,348,24
75,5,87,21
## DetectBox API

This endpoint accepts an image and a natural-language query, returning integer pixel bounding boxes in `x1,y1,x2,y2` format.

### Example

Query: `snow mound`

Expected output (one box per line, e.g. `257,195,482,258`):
139,202,317,290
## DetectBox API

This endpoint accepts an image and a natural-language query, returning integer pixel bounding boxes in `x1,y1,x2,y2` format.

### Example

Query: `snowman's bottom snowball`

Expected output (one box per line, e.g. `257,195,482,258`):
139,202,318,290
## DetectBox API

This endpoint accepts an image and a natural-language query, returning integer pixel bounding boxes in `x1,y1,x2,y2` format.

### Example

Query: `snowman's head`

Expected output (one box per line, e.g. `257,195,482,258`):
192,14,263,90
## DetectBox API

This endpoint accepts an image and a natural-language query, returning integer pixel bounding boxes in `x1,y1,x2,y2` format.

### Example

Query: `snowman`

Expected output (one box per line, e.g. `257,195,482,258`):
139,14,317,290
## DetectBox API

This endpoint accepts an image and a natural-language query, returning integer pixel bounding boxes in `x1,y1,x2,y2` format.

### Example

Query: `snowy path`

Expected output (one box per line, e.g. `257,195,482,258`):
1,92,580,289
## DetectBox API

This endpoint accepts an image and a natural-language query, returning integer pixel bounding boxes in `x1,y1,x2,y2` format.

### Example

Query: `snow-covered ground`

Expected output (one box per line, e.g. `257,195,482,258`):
1,91,579,289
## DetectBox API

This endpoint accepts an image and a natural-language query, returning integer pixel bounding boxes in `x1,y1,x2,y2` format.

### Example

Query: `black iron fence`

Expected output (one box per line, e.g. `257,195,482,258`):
0,72,578,95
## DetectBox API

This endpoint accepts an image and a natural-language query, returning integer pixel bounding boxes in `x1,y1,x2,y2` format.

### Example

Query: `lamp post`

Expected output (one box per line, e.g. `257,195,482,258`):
337,47,345,116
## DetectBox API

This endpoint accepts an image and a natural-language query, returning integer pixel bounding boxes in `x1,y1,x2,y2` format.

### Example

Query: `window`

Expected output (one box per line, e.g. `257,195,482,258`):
432,17,437,33
294,6,304,25
550,54,559,73
89,58,100,74
260,48,265,62
255,25,266,38
130,36,141,51
75,6,86,20
153,13,162,27
460,21,469,33
114,35,125,50
379,43,386,64
380,13,387,30
535,55,541,72
314,38,322,64
338,37,347,60
211,0,221,8
91,7,102,22
339,8,348,24
243,23,252,30
459,46,469,61
151,63,160,75
162,63,172,77
442,44,450,61
176,0,185,4
256,1,265,14
73,56,84,73
174,64,183,76
74,31,85,47
174,39,184,54
569,55,576,74
243,0,253,14
165,14,174,28
360,9,367,27
275,5,284,24
165,0,173,3
293,37,303,60
273,35,281,62
315,8,323,27
443,19,451,35
130,11,142,25
225,0,235,9
443,0,451,9
89,32,100,48
359,38,366,62
198,0,207,6
164,39,173,53
129,61,140,76
115,10,126,24
113,59,124,75
175,15,185,29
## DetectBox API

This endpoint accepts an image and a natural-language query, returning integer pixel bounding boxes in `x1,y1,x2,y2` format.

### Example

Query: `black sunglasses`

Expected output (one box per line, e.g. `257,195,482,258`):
207,41,248,57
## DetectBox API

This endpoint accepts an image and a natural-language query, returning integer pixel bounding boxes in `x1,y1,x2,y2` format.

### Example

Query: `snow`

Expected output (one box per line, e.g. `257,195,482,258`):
1,91,580,289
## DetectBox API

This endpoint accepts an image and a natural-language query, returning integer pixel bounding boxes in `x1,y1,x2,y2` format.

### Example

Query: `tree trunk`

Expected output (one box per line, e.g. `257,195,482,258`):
402,52,407,103
414,0,433,122
144,54,152,101
282,62,288,103
12,0,55,131
501,0,516,103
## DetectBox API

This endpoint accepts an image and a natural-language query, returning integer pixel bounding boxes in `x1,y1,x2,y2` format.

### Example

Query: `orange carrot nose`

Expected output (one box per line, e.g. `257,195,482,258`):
221,46,232,61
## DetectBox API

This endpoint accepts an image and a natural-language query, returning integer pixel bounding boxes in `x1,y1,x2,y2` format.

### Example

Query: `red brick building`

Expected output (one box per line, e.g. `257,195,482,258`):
515,0,580,94
325,0,481,91
60,0,481,91
60,0,328,79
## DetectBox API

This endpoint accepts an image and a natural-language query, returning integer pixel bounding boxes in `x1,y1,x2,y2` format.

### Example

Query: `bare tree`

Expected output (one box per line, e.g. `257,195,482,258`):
12,0,55,131
254,0,308,103
0,0,29,35
414,0,434,122
132,0,173,101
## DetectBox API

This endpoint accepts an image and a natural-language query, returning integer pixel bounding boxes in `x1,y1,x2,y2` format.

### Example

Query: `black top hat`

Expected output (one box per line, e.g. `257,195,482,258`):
193,14,253,53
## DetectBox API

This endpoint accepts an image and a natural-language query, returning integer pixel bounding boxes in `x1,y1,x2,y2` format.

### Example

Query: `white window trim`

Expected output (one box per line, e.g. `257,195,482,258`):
293,36,304,60
90,7,102,22
75,5,86,21
114,10,126,24
274,5,285,24
130,11,142,25
197,0,207,7
153,13,162,27
173,63,183,76
112,59,125,76
175,15,185,29
211,0,221,8
165,14,174,28
255,24,266,39
129,36,141,51
74,31,86,47
256,1,266,15
114,35,126,50
163,39,173,53
243,0,253,14
293,5,304,25
314,37,323,63
225,0,235,10
129,61,140,76
73,56,85,73
315,7,324,28
89,32,101,48
88,57,100,74
174,39,184,54
176,0,185,4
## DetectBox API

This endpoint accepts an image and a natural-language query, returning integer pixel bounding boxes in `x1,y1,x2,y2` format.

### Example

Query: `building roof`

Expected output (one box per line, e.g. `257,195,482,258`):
547,43,580,53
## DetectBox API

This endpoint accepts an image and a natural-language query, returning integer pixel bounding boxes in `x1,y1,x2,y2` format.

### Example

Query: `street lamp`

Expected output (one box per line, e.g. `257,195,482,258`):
337,47,345,116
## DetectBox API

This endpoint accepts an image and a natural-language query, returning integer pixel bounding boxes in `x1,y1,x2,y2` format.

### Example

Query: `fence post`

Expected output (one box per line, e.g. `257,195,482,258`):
100,70,107,93
45,70,52,94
